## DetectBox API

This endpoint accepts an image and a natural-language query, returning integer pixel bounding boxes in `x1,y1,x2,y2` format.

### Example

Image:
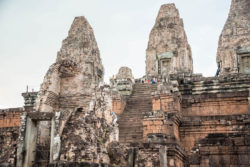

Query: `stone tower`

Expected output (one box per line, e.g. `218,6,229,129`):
146,3,193,77
36,16,104,114
217,0,250,75
34,16,104,146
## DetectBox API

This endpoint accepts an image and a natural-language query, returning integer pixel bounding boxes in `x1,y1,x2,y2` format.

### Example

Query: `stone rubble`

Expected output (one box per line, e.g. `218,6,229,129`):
60,85,118,164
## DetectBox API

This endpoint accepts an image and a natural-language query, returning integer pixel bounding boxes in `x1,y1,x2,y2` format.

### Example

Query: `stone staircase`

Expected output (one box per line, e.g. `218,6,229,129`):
118,83,157,143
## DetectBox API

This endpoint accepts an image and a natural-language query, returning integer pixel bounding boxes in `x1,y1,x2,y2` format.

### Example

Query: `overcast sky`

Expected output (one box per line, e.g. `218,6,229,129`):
0,0,231,108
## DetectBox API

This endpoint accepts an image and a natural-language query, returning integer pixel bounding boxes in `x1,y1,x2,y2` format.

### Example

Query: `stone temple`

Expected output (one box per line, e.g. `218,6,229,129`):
0,1,250,167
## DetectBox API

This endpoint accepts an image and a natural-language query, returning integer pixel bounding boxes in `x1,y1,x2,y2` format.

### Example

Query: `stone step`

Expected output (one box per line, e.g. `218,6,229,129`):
118,119,143,123
119,134,143,138
119,132,143,136
119,132,143,135
119,120,143,123
128,99,152,101
119,128,143,132
118,114,145,117
118,83,156,143
119,130,143,133
132,89,157,92
123,107,151,110
119,138,143,143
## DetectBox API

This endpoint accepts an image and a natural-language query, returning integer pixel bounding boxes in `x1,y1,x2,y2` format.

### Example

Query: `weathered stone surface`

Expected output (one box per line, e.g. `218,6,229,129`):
26,16,106,165
0,108,23,166
115,67,134,80
35,16,104,115
118,83,157,143
48,162,113,167
60,85,118,164
0,108,23,128
180,115,250,166
34,16,104,150
0,127,19,165
217,0,250,75
146,3,193,77
107,142,129,167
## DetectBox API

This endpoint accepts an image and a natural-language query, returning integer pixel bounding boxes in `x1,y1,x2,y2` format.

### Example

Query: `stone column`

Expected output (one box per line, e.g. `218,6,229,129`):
50,112,61,163
16,113,27,167
127,148,135,167
23,117,38,167
160,146,167,167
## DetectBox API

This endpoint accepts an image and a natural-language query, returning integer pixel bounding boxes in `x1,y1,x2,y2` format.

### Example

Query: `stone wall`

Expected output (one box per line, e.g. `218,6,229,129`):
108,143,187,167
173,74,250,166
175,74,250,117
143,111,171,141
0,108,23,166
180,115,250,166
0,108,23,128
59,85,118,164
140,72,250,166
182,93,249,116
48,162,113,167
112,97,126,115
0,127,19,165
152,94,181,113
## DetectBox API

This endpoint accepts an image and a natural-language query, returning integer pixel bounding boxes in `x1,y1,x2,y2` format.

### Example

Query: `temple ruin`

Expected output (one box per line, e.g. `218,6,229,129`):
0,1,250,167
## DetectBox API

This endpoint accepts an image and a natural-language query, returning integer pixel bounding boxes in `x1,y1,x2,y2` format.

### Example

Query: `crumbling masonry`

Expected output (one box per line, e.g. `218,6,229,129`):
0,1,250,167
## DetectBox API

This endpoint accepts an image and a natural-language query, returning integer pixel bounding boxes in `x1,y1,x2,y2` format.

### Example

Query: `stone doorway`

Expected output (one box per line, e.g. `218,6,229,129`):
157,51,173,75
239,54,250,74
16,112,61,167
161,58,171,75
237,46,250,74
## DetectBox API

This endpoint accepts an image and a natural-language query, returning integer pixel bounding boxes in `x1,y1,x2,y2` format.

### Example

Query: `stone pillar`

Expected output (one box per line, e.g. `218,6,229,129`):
23,117,38,167
16,113,27,167
127,148,135,167
248,88,250,105
50,112,61,163
160,146,167,167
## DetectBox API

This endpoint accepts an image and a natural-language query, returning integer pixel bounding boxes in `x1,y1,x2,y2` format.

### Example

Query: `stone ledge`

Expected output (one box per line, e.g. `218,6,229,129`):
27,112,55,121
48,162,113,167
